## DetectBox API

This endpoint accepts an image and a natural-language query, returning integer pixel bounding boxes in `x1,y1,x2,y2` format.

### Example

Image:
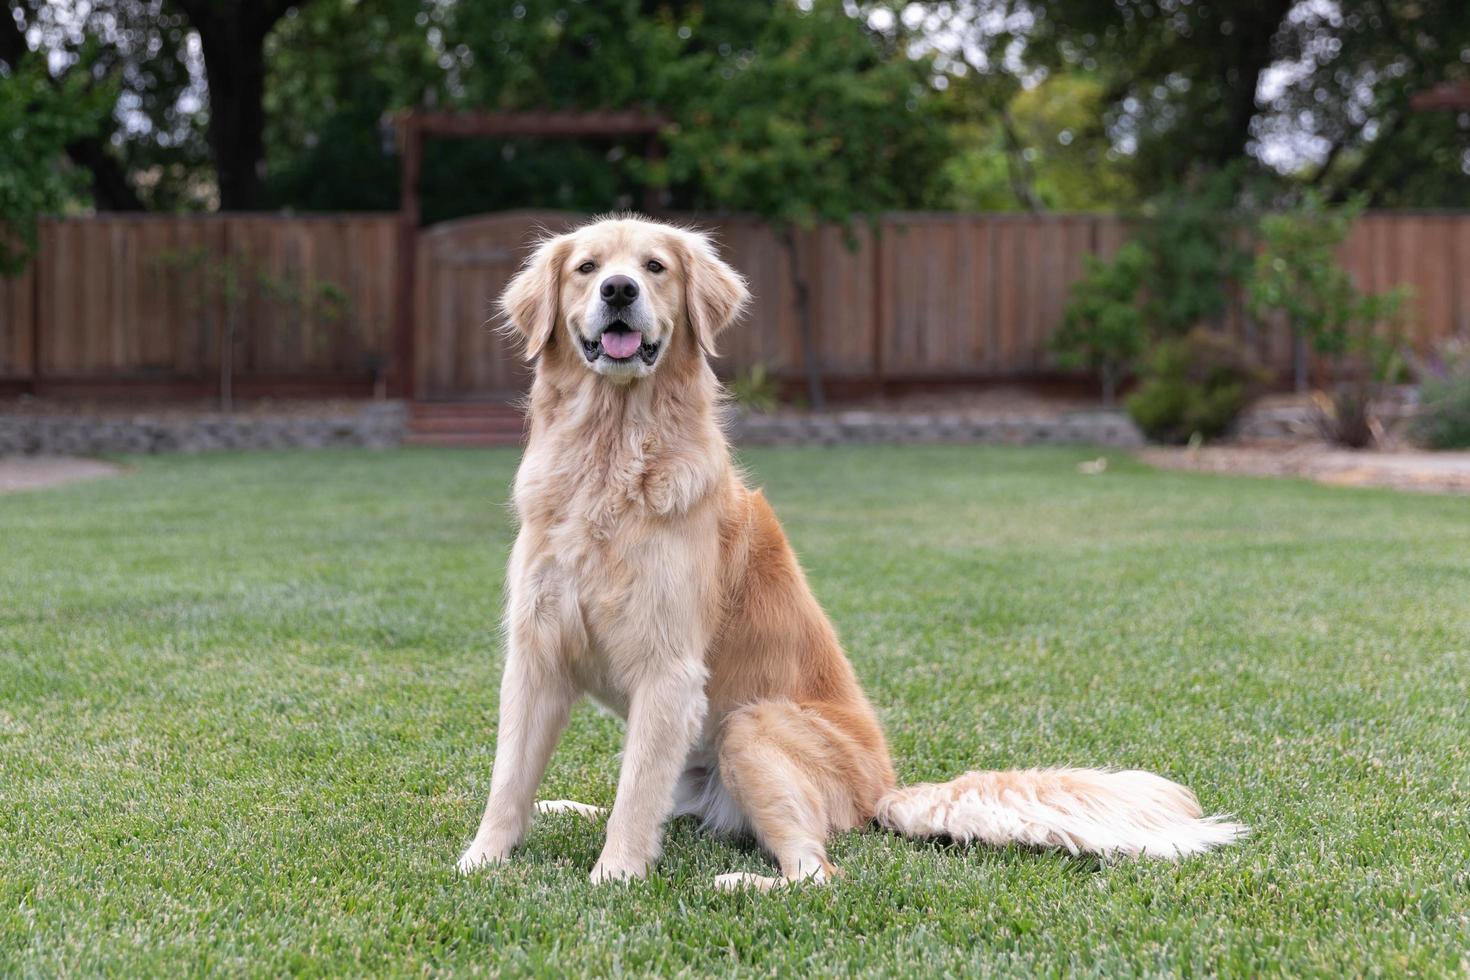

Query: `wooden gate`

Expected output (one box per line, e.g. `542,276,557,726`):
414,210,585,400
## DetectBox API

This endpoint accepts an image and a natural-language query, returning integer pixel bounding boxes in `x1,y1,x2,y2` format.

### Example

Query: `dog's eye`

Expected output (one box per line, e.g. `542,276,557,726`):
645,259,665,274
576,261,596,274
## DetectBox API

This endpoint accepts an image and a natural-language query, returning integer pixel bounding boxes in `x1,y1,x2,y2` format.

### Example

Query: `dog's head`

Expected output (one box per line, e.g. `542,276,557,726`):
500,217,749,382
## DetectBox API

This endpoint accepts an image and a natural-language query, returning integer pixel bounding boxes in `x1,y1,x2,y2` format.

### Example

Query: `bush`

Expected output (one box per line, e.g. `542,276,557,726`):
1247,192,1409,399
1135,169,1257,337
728,363,779,413
1411,336,1470,449
1052,242,1150,407
1126,329,1267,444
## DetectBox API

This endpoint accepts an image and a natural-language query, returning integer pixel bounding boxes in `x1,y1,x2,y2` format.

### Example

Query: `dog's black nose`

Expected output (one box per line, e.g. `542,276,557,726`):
600,275,639,309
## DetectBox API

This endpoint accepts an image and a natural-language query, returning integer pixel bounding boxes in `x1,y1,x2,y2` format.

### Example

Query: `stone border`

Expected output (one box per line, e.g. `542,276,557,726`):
5,397,1424,454
728,409,1145,448
0,402,407,456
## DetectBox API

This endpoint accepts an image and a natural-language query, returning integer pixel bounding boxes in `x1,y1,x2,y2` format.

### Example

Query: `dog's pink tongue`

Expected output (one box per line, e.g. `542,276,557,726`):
601,330,642,359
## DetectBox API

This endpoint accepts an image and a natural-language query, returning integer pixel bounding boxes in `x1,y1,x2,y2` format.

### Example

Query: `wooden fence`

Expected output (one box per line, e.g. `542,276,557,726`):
3,210,1467,401
0,214,398,398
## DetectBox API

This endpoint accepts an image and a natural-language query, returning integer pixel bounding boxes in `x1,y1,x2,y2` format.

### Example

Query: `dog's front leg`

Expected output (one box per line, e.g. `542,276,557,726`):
590,662,707,883
458,649,576,872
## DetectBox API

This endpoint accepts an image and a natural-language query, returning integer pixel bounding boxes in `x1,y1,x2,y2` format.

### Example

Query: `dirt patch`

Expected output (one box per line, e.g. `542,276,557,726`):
0,457,124,493
1139,445,1470,495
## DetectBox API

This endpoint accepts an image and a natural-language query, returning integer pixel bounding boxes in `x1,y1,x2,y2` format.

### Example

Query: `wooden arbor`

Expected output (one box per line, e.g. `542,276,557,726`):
390,110,667,398
1410,81,1470,111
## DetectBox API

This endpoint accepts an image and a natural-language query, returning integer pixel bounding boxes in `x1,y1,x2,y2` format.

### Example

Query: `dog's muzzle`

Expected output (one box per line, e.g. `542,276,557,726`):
582,321,661,366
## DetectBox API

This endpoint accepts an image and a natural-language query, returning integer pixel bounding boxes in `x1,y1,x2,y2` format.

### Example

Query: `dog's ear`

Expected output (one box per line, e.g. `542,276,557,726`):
678,230,749,357
500,235,571,360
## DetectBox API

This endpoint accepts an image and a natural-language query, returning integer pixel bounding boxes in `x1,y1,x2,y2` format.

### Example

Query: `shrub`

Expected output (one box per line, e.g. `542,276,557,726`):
1247,193,1411,447
728,363,780,413
1126,329,1267,444
1411,336,1470,450
1135,169,1257,337
1248,192,1409,395
1052,242,1150,407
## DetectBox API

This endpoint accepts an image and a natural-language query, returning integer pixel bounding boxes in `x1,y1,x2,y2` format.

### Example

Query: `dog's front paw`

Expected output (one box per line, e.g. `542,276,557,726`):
457,838,512,874
589,857,648,884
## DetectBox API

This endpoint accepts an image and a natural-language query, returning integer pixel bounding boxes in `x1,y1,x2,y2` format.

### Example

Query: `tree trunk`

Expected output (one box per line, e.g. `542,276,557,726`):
196,28,268,209
781,228,825,410
220,310,234,413
1100,366,1118,410
65,137,146,211
172,1,299,211
1202,0,1295,171
1292,327,1309,393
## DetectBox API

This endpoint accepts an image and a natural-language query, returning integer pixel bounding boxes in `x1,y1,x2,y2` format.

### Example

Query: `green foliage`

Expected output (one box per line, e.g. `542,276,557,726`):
727,363,779,414
663,0,949,409
1248,193,1409,373
3,2,204,211
1126,329,1268,444
1247,192,1413,447
263,2,842,221
1051,242,1150,406
1135,170,1257,336
1053,171,1259,406
939,72,1137,212
0,51,114,274
665,1,950,226
1411,337,1470,450
938,1,1470,207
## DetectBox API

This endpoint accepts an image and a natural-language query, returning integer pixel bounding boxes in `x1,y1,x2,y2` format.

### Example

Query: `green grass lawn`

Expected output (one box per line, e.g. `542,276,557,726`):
2,446,1468,976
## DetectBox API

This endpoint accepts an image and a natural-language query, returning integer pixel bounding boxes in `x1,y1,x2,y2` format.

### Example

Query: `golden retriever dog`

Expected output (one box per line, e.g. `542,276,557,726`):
456,216,1245,889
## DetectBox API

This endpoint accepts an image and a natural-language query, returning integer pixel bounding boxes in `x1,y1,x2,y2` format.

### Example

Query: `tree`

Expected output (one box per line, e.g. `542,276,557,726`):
0,2,177,211
916,0,1470,207
1050,241,1148,407
938,71,1137,212
260,0,780,219
1265,1,1470,206
666,0,951,407
1248,192,1409,446
0,49,114,273
1132,168,1260,337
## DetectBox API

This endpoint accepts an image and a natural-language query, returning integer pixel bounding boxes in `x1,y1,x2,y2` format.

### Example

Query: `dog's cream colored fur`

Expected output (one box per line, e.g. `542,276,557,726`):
457,216,1245,888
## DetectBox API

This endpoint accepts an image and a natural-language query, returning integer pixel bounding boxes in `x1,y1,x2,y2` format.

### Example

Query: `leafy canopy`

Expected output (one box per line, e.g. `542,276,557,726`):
666,1,949,226
0,50,115,274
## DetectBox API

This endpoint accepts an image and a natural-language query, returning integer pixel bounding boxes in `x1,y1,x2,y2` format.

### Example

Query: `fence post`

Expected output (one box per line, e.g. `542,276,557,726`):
871,219,885,391
392,114,422,400
30,227,42,394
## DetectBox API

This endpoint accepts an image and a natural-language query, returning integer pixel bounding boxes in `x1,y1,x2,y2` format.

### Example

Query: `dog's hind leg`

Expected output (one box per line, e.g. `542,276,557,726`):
712,700,890,891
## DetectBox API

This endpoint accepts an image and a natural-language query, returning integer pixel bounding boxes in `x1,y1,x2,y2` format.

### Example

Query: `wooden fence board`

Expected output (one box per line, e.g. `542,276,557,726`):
0,260,33,377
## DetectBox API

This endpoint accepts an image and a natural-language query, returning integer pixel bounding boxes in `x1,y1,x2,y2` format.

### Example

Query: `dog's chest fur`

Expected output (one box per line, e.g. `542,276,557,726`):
510,383,727,700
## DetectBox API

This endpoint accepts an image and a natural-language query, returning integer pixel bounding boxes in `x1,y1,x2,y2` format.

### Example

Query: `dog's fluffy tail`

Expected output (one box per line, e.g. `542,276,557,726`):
874,768,1246,859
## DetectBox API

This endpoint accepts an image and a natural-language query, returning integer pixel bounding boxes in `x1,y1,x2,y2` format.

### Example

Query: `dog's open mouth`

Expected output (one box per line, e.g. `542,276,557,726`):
583,322,660,366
